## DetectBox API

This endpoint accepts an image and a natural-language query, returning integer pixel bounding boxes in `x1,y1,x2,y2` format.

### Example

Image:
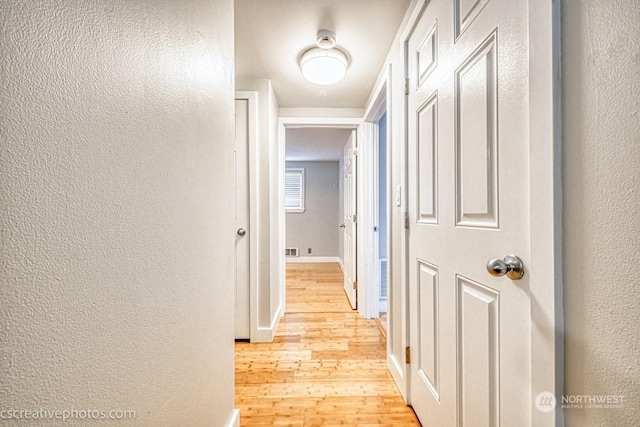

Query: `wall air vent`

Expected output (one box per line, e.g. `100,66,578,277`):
285,247,299,257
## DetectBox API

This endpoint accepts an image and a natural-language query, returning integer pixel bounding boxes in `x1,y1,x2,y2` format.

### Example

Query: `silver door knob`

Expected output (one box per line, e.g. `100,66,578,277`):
237,228,247,237
486,255,525,280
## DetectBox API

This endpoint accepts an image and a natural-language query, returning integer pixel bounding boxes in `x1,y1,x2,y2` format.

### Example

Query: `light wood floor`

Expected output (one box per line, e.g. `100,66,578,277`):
235,262,421,426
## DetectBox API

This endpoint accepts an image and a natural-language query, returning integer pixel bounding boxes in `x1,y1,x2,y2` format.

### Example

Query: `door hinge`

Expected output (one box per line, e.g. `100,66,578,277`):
353,214,358,223
353,147,358,157
404,77,410,95
353,281,358,290
405,347,411,364
404,212,409,229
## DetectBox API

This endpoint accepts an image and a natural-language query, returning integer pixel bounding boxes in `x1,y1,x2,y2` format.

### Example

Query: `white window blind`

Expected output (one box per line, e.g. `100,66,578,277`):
285,168,305,212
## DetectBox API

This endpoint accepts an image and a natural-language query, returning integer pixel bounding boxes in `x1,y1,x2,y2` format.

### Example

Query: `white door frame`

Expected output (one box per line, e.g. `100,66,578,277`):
235,91,259,342
527,2,563,425
278,116,364,315
398,0,563,424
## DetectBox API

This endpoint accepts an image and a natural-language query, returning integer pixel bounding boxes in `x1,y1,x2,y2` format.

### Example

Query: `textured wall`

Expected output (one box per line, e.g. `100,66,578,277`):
563,0,640,424
286,161,340,257
0,1,236,426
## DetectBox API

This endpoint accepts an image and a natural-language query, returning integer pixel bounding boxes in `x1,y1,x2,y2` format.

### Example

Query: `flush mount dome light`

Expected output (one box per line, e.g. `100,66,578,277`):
299,30,349,85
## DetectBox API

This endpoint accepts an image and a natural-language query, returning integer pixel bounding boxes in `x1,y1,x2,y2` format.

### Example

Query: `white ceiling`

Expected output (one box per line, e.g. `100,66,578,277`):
235,0,412,109
286,128,352,161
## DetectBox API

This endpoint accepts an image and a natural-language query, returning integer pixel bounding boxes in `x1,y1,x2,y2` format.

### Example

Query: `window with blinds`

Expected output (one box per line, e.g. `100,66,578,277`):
285,168,305,213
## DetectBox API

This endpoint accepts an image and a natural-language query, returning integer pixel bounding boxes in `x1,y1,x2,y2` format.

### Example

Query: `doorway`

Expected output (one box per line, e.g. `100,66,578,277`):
279,117,362,314
361,75,392,323
284,127,347,269
376,112,389,331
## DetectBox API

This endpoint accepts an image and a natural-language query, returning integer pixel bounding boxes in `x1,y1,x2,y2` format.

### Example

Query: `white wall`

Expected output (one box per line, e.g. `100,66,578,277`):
0,1,237,426
286,161,340,258
391,50,409,393
235,78,282,341
562,1,640,425
269,82,284,337
362,0,421,399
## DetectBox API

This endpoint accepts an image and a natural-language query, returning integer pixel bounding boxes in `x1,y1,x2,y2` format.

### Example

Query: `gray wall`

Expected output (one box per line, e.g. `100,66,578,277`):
286,161,340,258
563,1,640,425
0,1,236,425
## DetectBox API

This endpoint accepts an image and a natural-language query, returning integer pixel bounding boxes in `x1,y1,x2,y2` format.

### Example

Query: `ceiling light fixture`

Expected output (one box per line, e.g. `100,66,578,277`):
299,30,349,85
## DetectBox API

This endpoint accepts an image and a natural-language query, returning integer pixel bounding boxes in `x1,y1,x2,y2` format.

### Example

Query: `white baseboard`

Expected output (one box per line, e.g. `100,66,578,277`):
226,409,240,427
252,327,275,343
251,302,283,343
286,256,341,263
338,258,345,274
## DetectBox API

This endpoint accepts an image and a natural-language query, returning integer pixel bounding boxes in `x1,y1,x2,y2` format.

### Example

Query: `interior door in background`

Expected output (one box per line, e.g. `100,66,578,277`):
407,0,534,424
343,130,357,309
234,99,250,339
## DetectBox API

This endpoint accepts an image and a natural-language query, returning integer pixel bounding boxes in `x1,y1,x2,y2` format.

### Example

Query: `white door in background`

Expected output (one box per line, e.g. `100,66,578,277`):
407,0,535,425
234,99,250,339
343,130,357,309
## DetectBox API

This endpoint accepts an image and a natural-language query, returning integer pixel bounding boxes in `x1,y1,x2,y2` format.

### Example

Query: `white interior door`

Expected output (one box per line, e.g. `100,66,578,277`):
234,99,250,339
407,0,533,425
343,130,357,309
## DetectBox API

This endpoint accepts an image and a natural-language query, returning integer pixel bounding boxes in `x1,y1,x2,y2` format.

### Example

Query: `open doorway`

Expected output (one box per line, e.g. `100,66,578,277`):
360,74,391,325
376,112,388,332
283,125,357,311
278,117,362,318
285,127,348,266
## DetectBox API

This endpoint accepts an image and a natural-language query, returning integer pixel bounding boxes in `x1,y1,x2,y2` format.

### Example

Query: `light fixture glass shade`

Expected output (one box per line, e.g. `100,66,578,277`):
300,47,348,85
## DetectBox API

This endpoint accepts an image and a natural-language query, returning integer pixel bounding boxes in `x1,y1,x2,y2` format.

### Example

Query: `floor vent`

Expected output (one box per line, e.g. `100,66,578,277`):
380,259,388,298
285,247,299,257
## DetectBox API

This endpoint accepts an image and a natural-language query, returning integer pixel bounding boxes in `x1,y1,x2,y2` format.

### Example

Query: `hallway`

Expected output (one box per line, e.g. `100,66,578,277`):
235,263,421,426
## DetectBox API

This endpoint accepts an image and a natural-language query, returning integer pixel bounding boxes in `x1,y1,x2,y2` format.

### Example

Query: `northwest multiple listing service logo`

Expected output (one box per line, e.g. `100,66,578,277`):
535,392,557,413
535,392,626,412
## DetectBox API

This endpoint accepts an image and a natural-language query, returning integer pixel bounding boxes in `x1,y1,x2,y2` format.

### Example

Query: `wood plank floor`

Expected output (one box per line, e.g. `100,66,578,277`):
235,262,421,426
